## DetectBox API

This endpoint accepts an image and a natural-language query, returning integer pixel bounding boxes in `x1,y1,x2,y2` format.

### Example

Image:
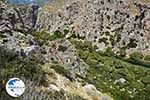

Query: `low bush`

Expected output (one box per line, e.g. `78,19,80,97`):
50,64,74,81
0,46,17,67
31,30,66,46
58,45,67,52
144,55,150,61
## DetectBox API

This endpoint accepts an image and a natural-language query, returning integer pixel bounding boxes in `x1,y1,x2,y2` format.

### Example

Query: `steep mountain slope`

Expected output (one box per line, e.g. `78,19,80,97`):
36,0,150,54
0,1,111,100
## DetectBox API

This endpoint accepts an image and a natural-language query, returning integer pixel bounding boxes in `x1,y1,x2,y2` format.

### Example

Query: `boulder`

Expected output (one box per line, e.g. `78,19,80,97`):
83,84,102,98
48,84,60,91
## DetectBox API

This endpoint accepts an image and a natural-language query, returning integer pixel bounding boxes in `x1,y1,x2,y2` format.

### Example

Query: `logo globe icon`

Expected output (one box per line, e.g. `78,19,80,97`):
6,78,25,97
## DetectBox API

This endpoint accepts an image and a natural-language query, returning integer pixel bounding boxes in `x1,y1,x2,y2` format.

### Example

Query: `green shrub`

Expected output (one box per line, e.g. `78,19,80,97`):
1,59,44,82
127,38,137,48
0,46,17,66
144,55,150,61
50,64,74,81
32,30,66,46
77,50,89,60
142,75,150,84
58,45,67,52
63,28,70,34
104,47,115,57
129,52,144,60
49,30,66,41
69,39,95,52
86,57,98,66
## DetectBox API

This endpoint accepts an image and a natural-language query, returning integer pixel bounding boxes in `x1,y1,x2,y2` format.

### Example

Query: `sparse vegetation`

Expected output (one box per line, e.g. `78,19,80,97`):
0,45,17,67
31,30,66,46
50,64,74,81
70,39,150,100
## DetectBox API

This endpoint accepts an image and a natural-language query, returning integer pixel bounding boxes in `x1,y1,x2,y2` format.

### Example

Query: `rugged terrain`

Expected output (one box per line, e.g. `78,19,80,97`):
0,0,150,100
37,0,150,54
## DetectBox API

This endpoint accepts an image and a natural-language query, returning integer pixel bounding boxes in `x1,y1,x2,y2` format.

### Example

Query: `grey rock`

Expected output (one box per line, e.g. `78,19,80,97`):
114,78,126,84
35,0,150,53
47,39,88,77
0,1,39,33
83,84,102,97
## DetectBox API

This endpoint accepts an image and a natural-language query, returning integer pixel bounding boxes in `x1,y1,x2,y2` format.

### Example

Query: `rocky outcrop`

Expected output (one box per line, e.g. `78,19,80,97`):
0,1,39,33
35,0,150,54
47,39,88,77
0,1,88,77
83,84,113,100
0,1,46,63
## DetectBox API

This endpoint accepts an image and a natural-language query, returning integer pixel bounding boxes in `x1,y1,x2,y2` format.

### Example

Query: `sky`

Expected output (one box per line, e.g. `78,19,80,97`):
7,0,49,6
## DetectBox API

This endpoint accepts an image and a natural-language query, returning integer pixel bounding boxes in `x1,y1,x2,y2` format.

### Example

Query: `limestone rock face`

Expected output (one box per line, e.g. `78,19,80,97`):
0,1,46,62
47,39,88,77
0,1,39,33
83,84,113,100
35,0,150,54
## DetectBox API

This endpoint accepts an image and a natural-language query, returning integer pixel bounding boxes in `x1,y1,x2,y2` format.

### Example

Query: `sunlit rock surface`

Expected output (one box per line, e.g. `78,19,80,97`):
35,0,150,54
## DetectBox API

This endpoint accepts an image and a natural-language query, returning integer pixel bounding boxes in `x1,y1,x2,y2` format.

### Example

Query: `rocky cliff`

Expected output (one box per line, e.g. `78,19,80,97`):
36,0,150,54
